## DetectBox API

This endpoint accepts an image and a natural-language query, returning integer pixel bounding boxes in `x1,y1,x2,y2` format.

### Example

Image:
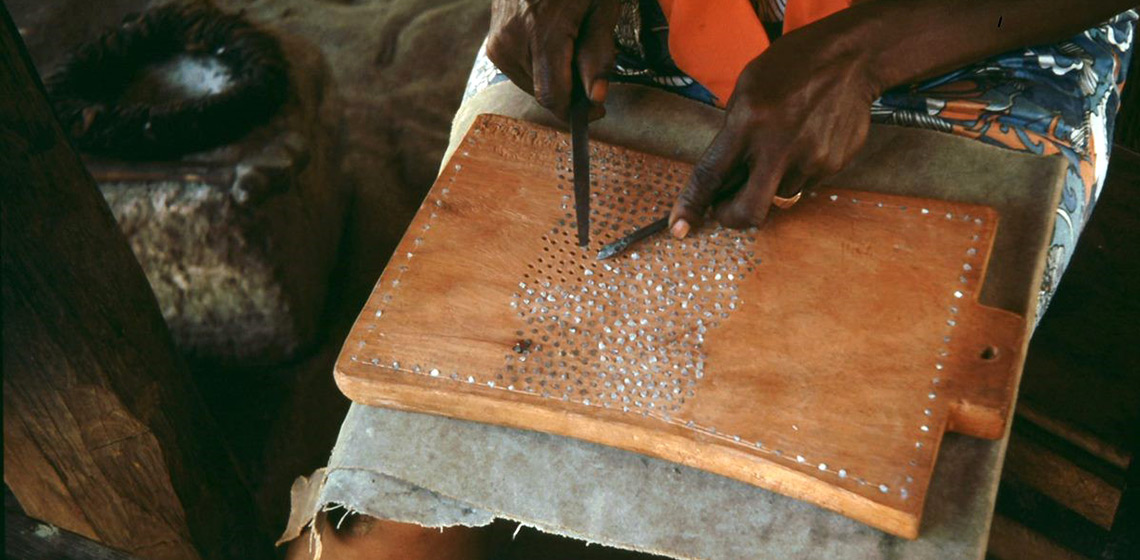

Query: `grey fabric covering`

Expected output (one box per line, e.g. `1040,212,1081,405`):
283,82,1066,559
306,406,1002,559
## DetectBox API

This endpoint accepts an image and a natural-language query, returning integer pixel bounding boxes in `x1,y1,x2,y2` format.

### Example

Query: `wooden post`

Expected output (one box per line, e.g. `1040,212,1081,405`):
1,6,271,560
6,502,147,560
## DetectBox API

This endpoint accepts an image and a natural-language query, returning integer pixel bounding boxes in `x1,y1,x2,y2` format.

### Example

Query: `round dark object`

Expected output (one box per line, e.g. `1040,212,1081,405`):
46,2,289,159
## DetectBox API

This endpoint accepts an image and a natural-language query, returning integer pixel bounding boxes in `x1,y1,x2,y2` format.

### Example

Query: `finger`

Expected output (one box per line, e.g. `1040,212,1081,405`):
496,51,535,97
670,131,742,237
775,166,810,199
531,31,575,118
712,163,785,229
486,26,534,95
769,167,811,214
776,166,831,211
576,3,620,109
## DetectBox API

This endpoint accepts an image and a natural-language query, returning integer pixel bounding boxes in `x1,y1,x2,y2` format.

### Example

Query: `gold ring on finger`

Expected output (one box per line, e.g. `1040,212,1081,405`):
772,191,803,209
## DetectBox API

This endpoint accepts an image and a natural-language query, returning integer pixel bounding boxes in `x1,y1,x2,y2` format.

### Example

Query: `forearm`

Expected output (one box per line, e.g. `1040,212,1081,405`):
805,0,1136,96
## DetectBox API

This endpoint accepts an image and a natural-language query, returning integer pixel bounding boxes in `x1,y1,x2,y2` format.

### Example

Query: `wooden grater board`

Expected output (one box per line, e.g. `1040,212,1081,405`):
335,115,1028,538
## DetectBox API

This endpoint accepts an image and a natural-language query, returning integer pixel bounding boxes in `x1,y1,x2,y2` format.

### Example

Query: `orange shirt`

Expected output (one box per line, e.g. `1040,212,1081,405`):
658,0,850,105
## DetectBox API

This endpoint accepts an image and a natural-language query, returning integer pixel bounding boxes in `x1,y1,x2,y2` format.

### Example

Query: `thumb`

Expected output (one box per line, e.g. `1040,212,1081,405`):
670,131,740,238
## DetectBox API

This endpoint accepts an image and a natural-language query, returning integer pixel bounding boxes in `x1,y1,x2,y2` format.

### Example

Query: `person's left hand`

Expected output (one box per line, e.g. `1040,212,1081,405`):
668,28,882,237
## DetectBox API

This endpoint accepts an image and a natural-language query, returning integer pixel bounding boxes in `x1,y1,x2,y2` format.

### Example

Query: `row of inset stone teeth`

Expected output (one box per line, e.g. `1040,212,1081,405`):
363,133,988,500
349,351,900,495
541,159,756,414
539,157,904,495
804,191,987,500
546,158,904,493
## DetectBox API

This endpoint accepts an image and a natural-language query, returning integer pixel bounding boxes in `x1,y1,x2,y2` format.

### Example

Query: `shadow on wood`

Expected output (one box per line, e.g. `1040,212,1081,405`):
6,502,146,560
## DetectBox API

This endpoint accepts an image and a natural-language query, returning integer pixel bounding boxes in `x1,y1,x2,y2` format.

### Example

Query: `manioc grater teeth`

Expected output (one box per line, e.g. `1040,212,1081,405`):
501,143,759,413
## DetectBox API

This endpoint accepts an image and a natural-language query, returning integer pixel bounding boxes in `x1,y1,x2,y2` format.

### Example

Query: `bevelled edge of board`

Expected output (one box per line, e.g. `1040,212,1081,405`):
333,369,922,538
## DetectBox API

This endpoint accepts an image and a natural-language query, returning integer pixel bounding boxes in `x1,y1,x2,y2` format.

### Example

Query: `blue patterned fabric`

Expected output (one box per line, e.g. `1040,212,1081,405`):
873,12,1136,315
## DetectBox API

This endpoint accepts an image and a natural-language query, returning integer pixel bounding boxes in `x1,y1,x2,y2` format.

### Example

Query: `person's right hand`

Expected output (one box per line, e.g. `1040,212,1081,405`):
487,0,621,120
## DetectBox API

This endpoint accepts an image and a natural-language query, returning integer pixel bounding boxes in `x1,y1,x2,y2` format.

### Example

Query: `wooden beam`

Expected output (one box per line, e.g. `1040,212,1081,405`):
0,6,271,560
6,507,147,560
1102,408,1140,559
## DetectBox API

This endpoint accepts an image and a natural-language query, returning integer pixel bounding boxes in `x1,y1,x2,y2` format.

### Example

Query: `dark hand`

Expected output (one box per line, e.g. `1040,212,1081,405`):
487,0,620,119
669,31,879,237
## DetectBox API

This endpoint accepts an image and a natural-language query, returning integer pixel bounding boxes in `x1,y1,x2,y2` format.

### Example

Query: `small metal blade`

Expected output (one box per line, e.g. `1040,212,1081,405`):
570,82,590,247
597,216,670,260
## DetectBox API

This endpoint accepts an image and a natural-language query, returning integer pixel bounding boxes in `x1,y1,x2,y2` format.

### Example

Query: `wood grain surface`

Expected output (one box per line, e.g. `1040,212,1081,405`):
1,6,271,559
335,115,1029,538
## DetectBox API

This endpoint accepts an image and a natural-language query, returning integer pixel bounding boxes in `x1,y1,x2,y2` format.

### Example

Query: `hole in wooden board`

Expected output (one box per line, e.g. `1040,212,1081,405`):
980,346,999,360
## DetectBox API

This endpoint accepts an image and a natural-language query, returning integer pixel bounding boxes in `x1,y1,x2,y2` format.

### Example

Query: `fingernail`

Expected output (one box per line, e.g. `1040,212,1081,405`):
589,79,609,104
671,219,690,239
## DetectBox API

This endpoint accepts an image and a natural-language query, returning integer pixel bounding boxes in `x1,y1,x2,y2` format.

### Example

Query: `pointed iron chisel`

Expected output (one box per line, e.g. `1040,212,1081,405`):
570,75,591,247
597,216,670,260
